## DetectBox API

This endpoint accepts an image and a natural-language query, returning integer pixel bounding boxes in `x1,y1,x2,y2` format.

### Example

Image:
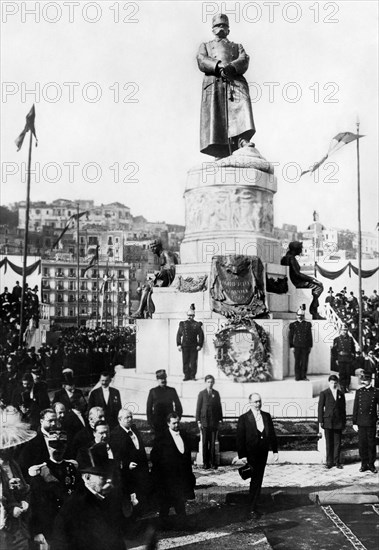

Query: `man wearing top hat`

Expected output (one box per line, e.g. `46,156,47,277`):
318,375,346,469
197,13,256,158
52,442,127,550
289,308,313,381
352,371,379,473
52,370,87,413
146,370,183,433
176,306,204,381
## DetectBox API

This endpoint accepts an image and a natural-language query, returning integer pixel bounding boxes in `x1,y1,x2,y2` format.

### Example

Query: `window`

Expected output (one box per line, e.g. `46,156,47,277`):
43,268,49,277
80,269,86,278
69,309,74,317
108,236,113,245
69,282,76,291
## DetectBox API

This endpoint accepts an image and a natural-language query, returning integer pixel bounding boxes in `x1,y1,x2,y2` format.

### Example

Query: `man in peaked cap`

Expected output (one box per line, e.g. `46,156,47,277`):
52,442,127,550
146,370,183,433
29,430,81,547
177,305,204,381
197,13,256,158
289,308,313,381
352,371,379,473
331,325,356,393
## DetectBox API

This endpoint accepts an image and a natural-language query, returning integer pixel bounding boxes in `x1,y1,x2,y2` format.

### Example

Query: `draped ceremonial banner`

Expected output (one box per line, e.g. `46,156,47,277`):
316,262,379,280
0,257,41,276
210,255,267,318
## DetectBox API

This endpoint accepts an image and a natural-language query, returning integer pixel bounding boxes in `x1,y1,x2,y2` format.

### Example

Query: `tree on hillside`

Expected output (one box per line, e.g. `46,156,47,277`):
0,206,18,227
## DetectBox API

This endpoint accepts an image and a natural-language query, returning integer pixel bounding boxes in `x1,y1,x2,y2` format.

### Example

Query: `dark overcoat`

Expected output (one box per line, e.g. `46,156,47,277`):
197,38,255,157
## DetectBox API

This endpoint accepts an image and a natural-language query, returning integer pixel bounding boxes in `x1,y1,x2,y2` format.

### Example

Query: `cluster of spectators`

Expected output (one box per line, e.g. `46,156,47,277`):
0,368,202,549
325,287,379,361
0,325,136,392
0,282,40,335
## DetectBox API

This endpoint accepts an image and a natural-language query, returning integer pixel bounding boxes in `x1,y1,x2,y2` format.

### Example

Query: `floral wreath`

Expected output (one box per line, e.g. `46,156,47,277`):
214,315,272,383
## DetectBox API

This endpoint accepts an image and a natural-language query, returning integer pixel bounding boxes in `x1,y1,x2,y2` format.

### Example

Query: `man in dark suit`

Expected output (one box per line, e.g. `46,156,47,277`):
151,413,195,529
88,372,121,429
110,408,150,513
18,408,58,478
12,372,50,430
331,325,356,393
236,393,278,518
176,306,204,381
52,371,87,413
146,369,183,434
318,374,346,469
52,443,126,550
69,406,105,458
289,308,313,381
353,371,379,473
196,375,223,469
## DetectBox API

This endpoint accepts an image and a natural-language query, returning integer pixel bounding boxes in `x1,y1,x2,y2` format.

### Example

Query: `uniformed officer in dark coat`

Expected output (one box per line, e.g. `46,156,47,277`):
352,371,379,473
318,375,346,469
29,430,81,547
197,13,255,158
331,325,356,393
288,308,313,381
146,370,183,433
196,375,223,469
176,306,204,381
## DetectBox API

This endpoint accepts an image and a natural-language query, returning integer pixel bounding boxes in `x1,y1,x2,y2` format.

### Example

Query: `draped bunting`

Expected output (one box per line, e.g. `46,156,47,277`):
316,262,379,280
0,257,41,276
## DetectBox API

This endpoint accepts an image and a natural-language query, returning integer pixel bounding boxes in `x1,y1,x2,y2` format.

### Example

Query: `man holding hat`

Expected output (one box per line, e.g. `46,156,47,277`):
352,372,379,473
197,13,255,158
331,325,356,393
289,308,313,381
146,370,183,433
318,375,346,469
177,305,204,381
52,442,126,550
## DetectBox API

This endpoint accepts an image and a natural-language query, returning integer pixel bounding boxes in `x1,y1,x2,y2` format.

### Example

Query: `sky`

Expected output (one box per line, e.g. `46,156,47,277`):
1,0,378,234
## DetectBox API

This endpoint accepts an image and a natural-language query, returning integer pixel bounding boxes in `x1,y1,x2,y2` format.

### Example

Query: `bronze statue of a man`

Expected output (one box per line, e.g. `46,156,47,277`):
132,240,179,319
281,241,324,320
197,13,256,158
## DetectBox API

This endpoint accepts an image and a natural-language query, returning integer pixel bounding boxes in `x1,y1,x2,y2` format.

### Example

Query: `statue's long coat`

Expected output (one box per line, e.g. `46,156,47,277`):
197,37,255,158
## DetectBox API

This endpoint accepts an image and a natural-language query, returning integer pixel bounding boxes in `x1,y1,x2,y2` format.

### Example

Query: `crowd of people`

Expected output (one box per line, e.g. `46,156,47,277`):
0,367,227,549
0,282,40,336
325,287,379,375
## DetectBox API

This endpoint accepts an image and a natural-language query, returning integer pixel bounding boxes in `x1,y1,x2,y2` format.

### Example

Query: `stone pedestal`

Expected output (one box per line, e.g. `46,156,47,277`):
180,147,281,265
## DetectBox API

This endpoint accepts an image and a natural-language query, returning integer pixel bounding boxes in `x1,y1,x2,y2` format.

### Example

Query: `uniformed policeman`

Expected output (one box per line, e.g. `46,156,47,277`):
29,430,81,547
177,307,205,381
331,325,356,393
352,371,379,473
289,308,313,381
146,370,183,433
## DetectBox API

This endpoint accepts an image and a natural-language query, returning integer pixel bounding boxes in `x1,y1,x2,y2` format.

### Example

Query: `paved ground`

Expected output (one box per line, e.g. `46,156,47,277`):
127,461,379,549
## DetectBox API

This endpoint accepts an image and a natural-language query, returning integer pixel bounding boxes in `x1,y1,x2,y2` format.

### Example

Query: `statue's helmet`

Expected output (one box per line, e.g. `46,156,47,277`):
212,13,229,28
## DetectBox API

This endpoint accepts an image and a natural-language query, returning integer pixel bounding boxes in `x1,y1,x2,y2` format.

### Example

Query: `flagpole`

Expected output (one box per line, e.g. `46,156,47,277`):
18,130,33,347
76,203,80,328
356,120,362,349
96,252,99,327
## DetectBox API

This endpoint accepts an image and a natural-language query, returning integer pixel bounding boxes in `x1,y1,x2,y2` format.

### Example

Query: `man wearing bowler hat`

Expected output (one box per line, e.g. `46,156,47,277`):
318,375,346,469
353,371,379,473
146,370,183,434
52,442,126,550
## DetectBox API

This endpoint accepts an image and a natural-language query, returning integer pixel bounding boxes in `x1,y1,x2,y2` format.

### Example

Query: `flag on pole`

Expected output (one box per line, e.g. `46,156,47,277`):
300,132,365,177
51,211,89,249
15,105,38,151
83,245,99,276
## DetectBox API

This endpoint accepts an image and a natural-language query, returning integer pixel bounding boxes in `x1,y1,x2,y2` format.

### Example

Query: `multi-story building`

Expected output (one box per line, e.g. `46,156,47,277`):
41,258,130,328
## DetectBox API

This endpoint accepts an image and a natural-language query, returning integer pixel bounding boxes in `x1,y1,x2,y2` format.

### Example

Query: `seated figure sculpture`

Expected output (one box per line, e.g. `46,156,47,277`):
281,241,324,320
132,239,179,319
